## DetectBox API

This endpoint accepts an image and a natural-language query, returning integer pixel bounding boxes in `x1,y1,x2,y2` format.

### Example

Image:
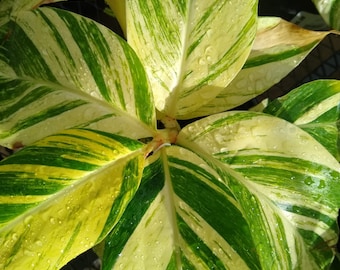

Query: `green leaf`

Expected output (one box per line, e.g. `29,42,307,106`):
100,149,263,269
176,111,340,269
263,80,340,161
0,6,156,148
124,0,258,118
190,17,333,117
0,128,145,269
312,0,340,30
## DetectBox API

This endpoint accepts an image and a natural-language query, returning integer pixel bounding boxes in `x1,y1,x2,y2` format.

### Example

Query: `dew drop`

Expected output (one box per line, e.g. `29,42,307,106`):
318,180,326,189
11,233,18,241
304,178,314,186
35,240,43,247
24,216,33,227
49,217,56,225
24,248,36,257
198,57,205,65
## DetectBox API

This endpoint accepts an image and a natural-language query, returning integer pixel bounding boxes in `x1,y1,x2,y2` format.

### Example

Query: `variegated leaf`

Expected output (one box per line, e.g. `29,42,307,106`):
176,111,340,269
99,148,262,269
0,128,145,269
263,80,340,161
0,0,60,26
0,6,156,148
120,0,257,119
312,0,340,30
190,17,332,117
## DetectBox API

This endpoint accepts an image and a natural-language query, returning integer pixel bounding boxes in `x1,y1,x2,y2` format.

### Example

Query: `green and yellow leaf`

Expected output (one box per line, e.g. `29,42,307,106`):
122,0,258,119
176,111,340,269
0,128,145,269
191,17,333,117
0,6,156,148
99,148,262,269
312,0,340,30
263,80,340,161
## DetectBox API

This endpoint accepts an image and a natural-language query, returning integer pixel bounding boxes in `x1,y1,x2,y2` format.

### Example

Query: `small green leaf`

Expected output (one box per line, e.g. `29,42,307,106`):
263,80,340,161
0,128,145,269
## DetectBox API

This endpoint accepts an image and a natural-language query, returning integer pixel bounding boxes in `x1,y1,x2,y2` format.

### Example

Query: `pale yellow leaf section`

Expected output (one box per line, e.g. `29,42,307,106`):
113,189,175,269
124,0,257,118
190,17,332,117
178,111,340,171
106,0,126,35
0,154,144,269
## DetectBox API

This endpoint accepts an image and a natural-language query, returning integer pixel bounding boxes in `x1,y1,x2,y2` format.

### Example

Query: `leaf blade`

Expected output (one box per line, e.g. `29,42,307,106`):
125,0,258,118
177,111,340,269
0,7,155,148
0,128,145,269
191,17,332,117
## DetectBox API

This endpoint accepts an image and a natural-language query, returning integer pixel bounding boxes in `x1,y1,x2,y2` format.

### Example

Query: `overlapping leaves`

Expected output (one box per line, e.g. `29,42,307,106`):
0,128,145,269
0,5,155,148
0,0,339,269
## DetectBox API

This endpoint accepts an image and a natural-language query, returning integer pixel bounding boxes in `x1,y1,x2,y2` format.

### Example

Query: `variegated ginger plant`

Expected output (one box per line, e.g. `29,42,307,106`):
0,0,340,269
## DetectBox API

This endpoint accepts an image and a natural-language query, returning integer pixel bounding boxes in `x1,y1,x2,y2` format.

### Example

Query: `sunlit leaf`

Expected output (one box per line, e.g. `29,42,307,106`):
99,149,262,269
0,6,155,148
0,128,145,269
177,111,340,269
122,0,258,118
191,17,333,117
263,80,340,161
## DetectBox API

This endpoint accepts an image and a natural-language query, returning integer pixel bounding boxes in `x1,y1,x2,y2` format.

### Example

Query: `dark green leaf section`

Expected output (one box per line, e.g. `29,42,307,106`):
176,214,226,269
0,80,52,115
55,8,113,103
329,1,340,29
0,203,38,224
0,21,57,82
0,128,143,228
166,252,178,270
0,171,66,195
216,154,340,206
243,42,317,69
117,37,155,128
179,252,195,270
101,158,164,270
264,80,340,160
169,156,261,270
0,146,99,170
298,228,335,268
277,203,338,231
263,80,340,122
98,157,143,241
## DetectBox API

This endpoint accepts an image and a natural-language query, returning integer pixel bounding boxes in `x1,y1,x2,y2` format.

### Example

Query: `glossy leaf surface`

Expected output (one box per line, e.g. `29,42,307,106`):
123,0,258,118
177,111,340,269
191,17,332,117
98,111,340,269
0,6,155,148
312,0,340,30
0,128,145,269
264,80,340,161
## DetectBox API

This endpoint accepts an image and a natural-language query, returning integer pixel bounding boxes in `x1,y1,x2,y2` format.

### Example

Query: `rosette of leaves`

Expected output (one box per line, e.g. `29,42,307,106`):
0,0,339,269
